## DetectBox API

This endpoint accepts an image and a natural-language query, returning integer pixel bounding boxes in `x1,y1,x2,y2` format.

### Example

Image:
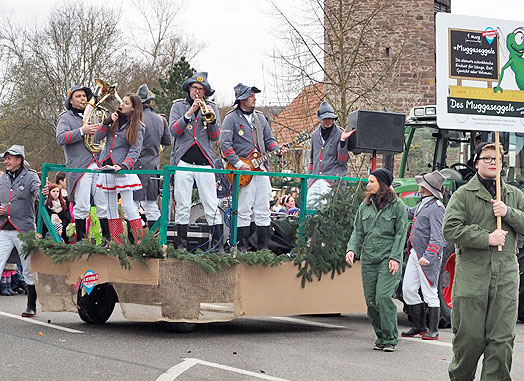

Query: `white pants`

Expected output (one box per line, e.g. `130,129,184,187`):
402,248,439,307
0,230,35,285
174,161,222,225
135,200,161,221
306,179,332,208
238,173,271,227
73,162,99,219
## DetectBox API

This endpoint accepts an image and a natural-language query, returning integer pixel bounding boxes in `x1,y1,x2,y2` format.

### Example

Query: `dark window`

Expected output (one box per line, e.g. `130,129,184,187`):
434,0,450,13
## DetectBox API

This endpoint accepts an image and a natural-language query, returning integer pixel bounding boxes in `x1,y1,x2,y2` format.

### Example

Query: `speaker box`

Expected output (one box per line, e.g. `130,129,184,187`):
347,110,405,154
167,222,211,251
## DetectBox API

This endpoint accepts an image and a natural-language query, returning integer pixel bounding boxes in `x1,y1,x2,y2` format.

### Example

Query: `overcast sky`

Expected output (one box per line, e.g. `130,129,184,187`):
3,0,524,106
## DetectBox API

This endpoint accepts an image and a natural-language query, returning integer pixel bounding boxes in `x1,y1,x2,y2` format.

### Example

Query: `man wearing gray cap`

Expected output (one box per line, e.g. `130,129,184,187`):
169,72,224,252
401,170,446,341
56,86,100,240
307,101,352,208
0,145,41,317
220,84,286,252
133,84,171,230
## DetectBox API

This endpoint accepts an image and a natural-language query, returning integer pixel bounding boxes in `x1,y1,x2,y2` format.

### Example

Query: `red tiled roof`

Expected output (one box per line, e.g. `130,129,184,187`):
272,83,324,144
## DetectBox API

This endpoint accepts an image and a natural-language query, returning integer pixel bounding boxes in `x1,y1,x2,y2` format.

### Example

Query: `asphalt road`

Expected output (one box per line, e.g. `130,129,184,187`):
2,294,524,380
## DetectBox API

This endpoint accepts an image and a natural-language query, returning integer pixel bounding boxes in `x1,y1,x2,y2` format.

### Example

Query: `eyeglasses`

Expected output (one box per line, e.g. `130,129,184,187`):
190,85,206,92
478,156,501,164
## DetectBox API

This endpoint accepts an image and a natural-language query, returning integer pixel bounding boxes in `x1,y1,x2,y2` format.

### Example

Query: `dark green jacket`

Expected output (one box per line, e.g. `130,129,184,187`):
347,197,408,264
443,175,524,255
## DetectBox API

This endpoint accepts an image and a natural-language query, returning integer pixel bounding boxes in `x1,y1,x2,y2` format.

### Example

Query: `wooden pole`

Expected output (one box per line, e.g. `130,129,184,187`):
495,131,502,252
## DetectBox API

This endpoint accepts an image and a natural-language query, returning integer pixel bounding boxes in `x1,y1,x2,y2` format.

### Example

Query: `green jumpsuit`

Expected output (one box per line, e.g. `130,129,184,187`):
443,176,524,380
347,197,407,346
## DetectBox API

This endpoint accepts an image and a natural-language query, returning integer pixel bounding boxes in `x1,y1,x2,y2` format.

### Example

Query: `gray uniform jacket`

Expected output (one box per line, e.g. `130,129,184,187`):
134,106,171,201
169,98,221,166
219,108,279,168
56,110,97,200
95,122,144,169
308,124,349,187
407,196,445,286
0,168,40,233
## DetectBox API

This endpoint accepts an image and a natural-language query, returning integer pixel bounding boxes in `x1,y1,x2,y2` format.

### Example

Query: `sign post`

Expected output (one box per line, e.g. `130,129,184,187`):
436,13,524,251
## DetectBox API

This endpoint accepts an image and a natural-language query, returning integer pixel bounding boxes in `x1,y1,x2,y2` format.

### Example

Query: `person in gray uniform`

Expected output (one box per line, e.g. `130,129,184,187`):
219,83,286,252
0,145,40,317
401,170,446,340
133,84,171,229
56,85,100,240
169,72,224,253
307,101,352,208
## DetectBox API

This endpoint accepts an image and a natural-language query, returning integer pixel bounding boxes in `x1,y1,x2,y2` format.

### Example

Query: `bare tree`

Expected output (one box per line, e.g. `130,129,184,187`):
127,0,203,88
0,2,126,167
269,0,405,176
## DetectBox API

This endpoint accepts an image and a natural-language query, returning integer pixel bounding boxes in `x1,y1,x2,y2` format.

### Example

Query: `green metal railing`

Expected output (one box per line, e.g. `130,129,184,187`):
38,163,365,248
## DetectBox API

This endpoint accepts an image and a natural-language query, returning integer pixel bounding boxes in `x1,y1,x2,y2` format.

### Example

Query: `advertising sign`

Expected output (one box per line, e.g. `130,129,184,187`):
436,13,524,132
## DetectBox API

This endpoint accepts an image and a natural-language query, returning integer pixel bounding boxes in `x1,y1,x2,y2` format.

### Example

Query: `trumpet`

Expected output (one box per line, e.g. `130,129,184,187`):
198,97,215,124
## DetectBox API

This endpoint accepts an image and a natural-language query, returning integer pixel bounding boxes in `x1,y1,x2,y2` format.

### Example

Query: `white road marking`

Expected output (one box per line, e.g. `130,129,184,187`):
400,336,452,347
265,316,347,329
157,358,289,381
0,311,83,334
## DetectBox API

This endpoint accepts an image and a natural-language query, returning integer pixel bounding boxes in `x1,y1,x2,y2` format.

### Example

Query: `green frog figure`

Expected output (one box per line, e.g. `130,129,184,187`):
493,27,524,93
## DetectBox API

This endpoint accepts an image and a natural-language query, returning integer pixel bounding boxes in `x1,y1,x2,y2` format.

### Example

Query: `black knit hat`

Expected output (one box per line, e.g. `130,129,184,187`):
370,168,393,187
474,141,503,162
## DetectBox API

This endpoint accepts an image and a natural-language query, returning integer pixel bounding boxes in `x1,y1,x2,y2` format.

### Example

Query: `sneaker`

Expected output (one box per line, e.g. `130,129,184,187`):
373,343,385,350
382,344,396,352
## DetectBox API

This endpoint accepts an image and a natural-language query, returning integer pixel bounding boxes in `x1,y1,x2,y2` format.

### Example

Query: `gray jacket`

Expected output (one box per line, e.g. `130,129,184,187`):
0,168,40,233
56,110,97,200
134,106,171,201
406,196,445,286
95,121,144,169
169,98,221,166
219,108,279,168
308,124,349,187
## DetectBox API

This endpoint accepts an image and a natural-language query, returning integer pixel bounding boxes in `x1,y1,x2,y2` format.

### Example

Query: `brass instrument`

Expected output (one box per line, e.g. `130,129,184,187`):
198,97,215,124
82,78,122,154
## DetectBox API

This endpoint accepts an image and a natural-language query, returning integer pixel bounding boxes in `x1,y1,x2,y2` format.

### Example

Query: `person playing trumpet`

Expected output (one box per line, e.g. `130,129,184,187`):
169,72,224,253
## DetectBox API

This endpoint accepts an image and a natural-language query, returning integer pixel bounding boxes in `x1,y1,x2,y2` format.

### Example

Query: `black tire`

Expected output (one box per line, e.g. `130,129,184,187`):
77,283,118,324
437,242,455,328
162,322,196,333
517,249,524,322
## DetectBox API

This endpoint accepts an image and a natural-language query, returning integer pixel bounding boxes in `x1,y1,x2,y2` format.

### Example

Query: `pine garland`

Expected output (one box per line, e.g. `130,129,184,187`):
293,180,365,287
20,231,292,274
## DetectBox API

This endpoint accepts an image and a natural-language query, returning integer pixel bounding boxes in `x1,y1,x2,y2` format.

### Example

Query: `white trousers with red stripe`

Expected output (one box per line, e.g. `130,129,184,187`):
306,179,331,208
402,248,439,307
72,162,99,219
238,172,271,228
0,230,35,285
174,161,222,225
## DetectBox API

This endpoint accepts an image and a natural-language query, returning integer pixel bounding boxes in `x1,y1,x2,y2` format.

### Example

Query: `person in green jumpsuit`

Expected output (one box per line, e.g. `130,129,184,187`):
346,168,407,352
443,142,524,380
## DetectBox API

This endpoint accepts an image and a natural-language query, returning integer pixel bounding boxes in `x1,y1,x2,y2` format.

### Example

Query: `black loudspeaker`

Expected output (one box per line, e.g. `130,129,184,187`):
347,110,405,154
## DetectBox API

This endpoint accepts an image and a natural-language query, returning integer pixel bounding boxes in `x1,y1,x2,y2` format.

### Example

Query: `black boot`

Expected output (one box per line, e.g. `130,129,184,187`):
99,218,111,242
147,220,159,236
237,226,250,253
176,224,188,250
75,219,87,241
211,224,225,254
422,307,440,340
1,283,12,296
21,285,37,317
401,303,428,337
256,225,270,250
